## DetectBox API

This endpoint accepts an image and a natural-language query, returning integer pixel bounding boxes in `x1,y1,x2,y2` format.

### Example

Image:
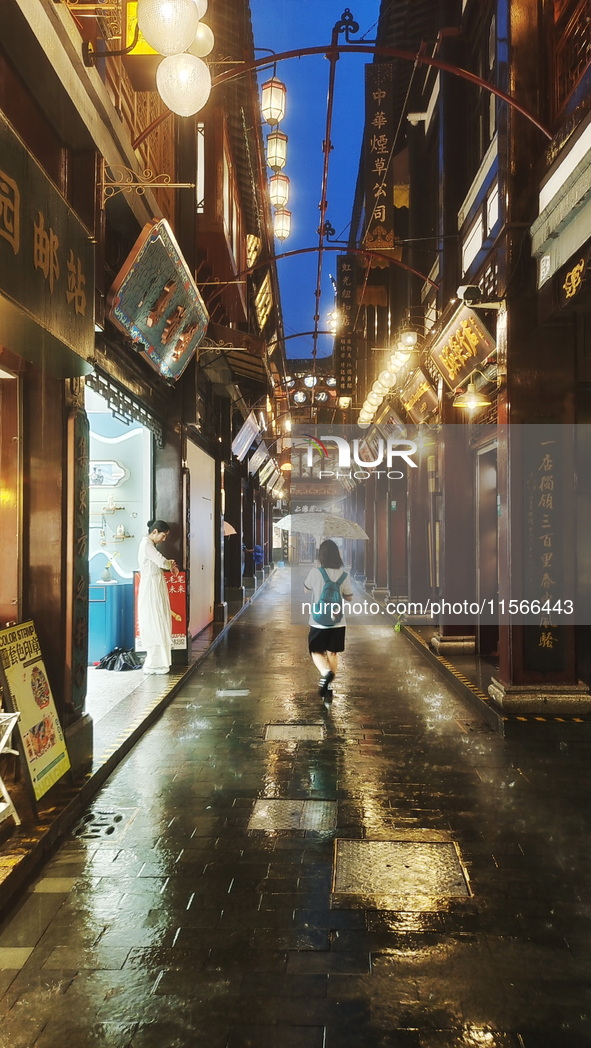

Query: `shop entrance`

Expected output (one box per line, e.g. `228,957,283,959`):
476,444,499,655
186,440,215,636
86,386,152,676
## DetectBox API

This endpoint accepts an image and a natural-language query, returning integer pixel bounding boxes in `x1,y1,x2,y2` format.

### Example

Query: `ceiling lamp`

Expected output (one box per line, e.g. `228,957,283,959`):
269,172,290,209
267,130,288,172
156,53,212,116
399,328,418,349
453,381,492,412
273,208,291,241
378,369,396,387
188,21,214,57
261,77,287,125
137,0,199,56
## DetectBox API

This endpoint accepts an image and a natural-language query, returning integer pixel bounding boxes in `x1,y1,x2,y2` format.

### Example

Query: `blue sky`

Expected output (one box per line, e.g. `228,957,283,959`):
250,0,380,358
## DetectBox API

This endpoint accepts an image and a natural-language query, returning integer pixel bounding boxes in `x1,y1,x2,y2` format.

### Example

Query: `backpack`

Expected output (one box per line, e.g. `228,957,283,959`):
312,567,348,626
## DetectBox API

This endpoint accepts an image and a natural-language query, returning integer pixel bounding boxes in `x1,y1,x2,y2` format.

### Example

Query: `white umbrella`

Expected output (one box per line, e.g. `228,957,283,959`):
275,513,368,541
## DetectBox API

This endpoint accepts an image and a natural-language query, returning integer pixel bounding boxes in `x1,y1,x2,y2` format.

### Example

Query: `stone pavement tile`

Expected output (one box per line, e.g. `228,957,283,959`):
206,947,287,972
129,1022,229,1048
287,950,370,974
324,1027,419,1047
518,1030,591,1048
123,945,211,971
0,1016,47,1048
249,927,329,950
41,945,130,969
240,972,328,998
294,908,367,931
0,947,33,969
0,893,68,949
416,1031,521,1047
226,1025,277,1048
33,1020,137,1048
276,1025,326,1048
153,968,241,997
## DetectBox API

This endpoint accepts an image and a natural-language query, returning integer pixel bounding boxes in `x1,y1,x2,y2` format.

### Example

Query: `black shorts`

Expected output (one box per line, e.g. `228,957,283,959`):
308,626,346,654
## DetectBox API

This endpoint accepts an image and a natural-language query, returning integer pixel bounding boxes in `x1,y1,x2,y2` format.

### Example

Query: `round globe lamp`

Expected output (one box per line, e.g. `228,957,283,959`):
137,0,199,55
156,53,211,116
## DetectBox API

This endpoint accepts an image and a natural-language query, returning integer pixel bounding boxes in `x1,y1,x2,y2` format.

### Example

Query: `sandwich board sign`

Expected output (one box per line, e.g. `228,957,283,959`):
0,621,70,801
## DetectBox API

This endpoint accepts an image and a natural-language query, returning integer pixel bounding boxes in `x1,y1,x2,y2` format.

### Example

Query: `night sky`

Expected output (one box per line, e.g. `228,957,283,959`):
250,0,380,359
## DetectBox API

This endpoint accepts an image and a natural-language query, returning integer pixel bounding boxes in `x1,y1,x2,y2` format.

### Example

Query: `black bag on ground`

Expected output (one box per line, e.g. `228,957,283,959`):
97,647,142,671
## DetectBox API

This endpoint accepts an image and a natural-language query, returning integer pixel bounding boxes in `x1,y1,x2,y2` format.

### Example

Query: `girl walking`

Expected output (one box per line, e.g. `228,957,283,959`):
304,539,353,700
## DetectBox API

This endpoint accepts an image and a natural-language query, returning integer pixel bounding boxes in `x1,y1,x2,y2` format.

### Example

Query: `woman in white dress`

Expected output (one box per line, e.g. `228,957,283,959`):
138,519,179,675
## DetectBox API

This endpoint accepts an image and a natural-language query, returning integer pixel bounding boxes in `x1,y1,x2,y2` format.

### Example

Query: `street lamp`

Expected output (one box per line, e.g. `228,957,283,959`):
273,208,291,241
453,376,492,412
156,53,212,116
137,0,199,55
188,21,214,57
267,130,288,172
261,77,287,125
269,172,290,209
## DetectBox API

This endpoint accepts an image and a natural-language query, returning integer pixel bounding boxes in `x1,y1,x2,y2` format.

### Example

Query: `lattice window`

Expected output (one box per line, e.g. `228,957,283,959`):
554,0,591,115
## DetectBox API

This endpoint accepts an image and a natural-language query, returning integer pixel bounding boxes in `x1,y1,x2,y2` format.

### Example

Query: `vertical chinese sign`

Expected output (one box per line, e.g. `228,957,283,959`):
0,110,94,374
0,622,71,801
335,254,357,397
364,64,394,253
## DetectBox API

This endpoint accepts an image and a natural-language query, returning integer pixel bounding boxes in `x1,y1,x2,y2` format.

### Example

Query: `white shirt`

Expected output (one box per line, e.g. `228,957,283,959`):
303,565,353,628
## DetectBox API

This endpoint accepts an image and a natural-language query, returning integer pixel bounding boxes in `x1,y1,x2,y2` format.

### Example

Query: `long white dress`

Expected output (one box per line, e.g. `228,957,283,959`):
138,535,173,674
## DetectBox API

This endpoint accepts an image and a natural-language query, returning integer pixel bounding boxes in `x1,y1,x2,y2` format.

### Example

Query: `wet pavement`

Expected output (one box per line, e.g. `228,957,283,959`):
0,566,590,1047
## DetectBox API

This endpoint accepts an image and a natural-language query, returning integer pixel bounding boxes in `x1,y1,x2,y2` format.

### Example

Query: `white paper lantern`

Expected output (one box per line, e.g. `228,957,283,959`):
378,369,396,387
188,21,214,57
138,0,199,56
269,172,290,209
372,380,388,395
273,208,291,241
192,0,207,16
261,77,287,125
367,391,383,407
156,53,212,116
358,410,373,422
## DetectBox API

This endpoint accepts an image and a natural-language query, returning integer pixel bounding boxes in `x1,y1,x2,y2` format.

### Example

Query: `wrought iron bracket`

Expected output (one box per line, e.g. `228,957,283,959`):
99,159,195,209
83,22,139,66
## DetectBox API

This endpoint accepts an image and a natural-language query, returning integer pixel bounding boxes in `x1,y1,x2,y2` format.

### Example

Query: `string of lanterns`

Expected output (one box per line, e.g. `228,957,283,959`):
261,76,291,241
137,0,214,117
357,329,418,428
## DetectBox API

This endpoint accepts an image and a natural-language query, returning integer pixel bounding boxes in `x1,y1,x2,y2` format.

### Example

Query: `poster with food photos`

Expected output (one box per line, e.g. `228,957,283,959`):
0,621,70,800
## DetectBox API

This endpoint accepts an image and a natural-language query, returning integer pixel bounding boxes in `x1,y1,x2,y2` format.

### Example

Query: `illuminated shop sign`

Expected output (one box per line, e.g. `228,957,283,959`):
401,369,438,423
108,219,208,382
430,305,495,390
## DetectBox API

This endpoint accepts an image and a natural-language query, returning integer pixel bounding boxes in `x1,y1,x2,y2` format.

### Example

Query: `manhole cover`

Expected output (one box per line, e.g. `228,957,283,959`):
72,808,139,841
333,839,470,898
248,799,337,831
265,724,325,741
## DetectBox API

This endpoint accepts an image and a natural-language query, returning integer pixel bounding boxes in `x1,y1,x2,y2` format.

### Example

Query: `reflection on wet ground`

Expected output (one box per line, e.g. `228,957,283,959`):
0,567,590,1047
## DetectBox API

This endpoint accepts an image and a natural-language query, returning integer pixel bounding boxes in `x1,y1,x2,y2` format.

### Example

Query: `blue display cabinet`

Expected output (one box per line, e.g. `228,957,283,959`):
88,582,135,664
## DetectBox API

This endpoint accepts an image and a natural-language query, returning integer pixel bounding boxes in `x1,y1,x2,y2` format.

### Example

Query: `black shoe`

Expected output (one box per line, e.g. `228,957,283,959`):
318,670,335,697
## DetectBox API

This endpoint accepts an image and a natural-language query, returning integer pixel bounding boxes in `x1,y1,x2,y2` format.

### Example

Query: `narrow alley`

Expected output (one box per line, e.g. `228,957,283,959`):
0,569,589,1048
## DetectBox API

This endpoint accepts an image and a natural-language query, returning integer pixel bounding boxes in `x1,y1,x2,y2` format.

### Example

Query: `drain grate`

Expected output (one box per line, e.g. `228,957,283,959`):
72,808,139,841
265,724,325,742
248,799,337,831
333,839,470,900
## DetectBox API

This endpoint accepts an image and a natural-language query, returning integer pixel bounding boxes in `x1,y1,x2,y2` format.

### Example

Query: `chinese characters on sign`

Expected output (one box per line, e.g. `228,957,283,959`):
430,305,495,389
134,571,187,651
0,111,94,368
335,254,357,397
108,220,209,382
364,64,394,252
0,621,71,801
401,369,438,423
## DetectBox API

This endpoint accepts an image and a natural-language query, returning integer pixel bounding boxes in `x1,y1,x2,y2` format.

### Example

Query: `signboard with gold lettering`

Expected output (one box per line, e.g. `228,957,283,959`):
430,305,495,390
401,369,438,423
364,64,394,252
0,621,70,801
0,112,94,376
555,238,591,311
107,220,209,382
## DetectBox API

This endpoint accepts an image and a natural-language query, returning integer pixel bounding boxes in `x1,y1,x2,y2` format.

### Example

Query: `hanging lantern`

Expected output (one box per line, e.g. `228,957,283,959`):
156,53,211,116
359,409,373,422
399,328,418,349
267,130,288,172
137,0,199,56
269,172,290,209
188,21,214,57
261,76,287,125
273,208,291,241
372,380,388,396
191,0,207,15
367,391,383,407
378,369,396,388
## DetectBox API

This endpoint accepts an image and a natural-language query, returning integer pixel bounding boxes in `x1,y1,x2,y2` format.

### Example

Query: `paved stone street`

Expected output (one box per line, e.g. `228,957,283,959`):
0,568,589,1048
